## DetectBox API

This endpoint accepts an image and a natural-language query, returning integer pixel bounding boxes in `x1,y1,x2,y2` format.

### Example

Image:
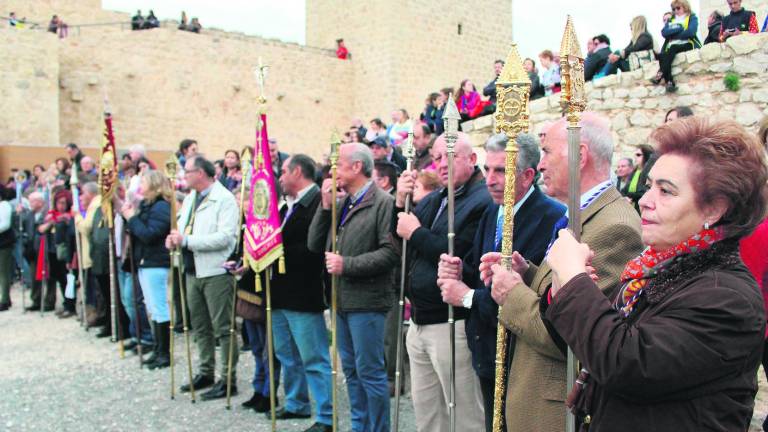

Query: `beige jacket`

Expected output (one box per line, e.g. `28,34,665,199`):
500,187,644,431
74,195,101,270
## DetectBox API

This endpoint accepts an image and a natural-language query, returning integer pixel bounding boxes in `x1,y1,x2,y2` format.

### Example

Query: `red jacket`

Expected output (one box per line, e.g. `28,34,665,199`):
740,217,768,334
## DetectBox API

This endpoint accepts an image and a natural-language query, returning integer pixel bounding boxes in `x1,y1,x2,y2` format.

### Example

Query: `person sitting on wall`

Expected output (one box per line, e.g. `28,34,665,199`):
704,10,724,44
719,0,759,42
178,11,188,31
336,39,350,60
652,0,701,94
131,10,144,30
602,16,655,76
584,34,612,81
189,17,202,33
142,10,160,30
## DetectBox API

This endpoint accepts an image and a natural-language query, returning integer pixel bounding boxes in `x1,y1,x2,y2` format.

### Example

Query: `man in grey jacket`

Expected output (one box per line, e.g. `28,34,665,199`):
166,155,239,400
308,143,399,432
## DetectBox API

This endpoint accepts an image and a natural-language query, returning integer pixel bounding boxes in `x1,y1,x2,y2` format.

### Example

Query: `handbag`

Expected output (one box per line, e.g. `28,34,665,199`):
235,289,265,322
628,50,655,71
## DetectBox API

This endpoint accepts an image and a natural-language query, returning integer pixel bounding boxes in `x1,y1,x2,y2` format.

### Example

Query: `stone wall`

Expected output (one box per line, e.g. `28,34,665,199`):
306,0,513,123
463,33,768,163
54,27,355,160
0,29,59,147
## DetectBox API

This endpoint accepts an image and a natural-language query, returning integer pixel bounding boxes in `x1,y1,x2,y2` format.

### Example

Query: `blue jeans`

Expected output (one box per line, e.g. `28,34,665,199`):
118,268,152,343
139,267,170,323
244,319,281,396
272,309,333,424
13,240,31,289
337,311,390,432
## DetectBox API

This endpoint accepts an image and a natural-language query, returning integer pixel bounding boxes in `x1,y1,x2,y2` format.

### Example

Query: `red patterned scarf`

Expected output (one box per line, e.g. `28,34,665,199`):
615,227,725,317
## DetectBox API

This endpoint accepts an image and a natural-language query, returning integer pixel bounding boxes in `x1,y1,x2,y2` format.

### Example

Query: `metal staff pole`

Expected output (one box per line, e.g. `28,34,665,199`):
226,145,252,410
265,269,277,432
392,125,415,431
329,132,341,432
559,16,587,432
164,156,196,403
107,214,125,358
442,96,461,432
70,165,88,327
491,43,532,432
15,171,27,313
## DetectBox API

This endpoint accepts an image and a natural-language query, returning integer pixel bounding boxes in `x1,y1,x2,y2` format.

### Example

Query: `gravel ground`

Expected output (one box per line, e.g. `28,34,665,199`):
0,284,415,432
2,283,767,431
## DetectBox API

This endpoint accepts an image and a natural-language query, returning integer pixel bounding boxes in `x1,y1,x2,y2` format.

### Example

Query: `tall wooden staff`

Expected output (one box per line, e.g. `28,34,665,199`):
329,132,341,432
392,125,415,431
491,43,532,432
560,16,587,432
69,164,88,327
442,96,461,432
99,102,125,359
225,145,251,410
164,156,196,402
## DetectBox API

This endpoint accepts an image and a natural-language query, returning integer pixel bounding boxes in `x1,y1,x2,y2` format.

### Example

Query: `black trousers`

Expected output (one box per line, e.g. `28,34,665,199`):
95,273,130,337
658,43,693,83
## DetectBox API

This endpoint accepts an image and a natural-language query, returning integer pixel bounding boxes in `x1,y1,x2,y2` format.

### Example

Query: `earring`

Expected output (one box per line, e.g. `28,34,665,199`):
704,221,710,230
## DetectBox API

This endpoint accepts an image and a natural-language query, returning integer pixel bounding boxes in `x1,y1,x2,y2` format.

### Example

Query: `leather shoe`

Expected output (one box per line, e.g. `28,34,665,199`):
25,304,41,312
267,406,311,420
95,327,111,338
254,395,279,413
0,303,9,312
304,422,333,432
58,310,76,319
200,380,236,401
180,374,215,393
123,340,138,351
241,392,263,409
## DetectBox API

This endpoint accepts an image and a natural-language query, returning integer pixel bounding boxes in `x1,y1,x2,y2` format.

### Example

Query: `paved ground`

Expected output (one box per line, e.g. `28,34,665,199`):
0,285,415,432
1,283,767,431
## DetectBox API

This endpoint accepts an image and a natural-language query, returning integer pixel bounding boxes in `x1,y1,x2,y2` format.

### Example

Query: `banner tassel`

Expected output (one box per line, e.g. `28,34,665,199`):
255,272,262,292
278,256,285,274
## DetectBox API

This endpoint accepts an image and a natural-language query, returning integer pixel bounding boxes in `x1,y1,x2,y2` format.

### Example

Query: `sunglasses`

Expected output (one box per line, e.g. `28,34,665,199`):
635,153,643,157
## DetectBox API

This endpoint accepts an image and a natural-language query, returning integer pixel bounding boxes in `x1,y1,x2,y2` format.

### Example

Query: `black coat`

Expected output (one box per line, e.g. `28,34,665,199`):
621,32,654,57
389,149,407,173
397,168,491,325
127,198,171,268
585,47,611,81
271,186,326,312
464,188,565,378
89,208,111,276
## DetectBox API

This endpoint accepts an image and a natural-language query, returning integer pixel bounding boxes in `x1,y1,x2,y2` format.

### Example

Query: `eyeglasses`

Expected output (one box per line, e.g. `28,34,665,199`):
673,6,683,11
634,153,643,157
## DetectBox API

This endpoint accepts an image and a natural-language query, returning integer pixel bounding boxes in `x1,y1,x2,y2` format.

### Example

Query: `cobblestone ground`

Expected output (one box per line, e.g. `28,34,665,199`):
0,285,415,432
2,283,767,431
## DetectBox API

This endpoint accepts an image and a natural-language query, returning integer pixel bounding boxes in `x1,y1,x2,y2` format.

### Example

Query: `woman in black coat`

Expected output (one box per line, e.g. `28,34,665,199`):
541,118,767,431
121,170,172,370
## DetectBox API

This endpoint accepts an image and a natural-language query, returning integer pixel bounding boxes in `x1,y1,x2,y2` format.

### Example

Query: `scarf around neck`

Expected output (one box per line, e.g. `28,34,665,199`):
614,226,725,317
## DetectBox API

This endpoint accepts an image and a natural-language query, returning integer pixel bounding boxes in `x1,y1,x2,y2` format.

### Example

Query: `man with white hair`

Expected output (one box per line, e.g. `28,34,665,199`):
308,143,399,432
394,132,490,431
480,113,644,430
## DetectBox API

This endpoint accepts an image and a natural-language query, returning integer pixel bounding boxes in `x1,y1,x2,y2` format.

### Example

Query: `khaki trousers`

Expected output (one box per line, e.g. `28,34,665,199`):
407,320,485,432
186,273,238,379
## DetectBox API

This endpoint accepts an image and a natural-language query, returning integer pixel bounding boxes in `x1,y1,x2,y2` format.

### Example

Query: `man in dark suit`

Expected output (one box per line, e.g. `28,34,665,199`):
258,154,332,431
436,132,565,432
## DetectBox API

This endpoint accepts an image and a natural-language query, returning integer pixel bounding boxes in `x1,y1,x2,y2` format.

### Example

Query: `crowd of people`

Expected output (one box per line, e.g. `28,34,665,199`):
2,98,768,431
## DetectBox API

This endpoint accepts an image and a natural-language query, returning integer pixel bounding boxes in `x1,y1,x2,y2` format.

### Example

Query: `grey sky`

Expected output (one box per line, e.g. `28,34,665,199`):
102,0,702,63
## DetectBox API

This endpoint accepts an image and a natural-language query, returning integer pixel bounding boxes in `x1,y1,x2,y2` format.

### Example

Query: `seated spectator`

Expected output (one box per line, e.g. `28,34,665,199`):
214,159,224,179
456,79,483,121
614,157,634,192
652,0,701,93
584,34,612,81
219,149,242,192
523,58,544,100
602,16,654,76
704,10,724,44
351,118,367,141
538,50,561,96
369,136,406,172
366,118,387,143
386,109,412,147
336,38,349,60
347,126,364,144
8,12,18,27
413,171,440,204
482,60,505,112
131,10,144,30
178,11,188,31
433,88,453,135
142,10,159,29
421,93,440,133
188,17,201,33
720,0,758,41
79,156,98,182
48,15,59,34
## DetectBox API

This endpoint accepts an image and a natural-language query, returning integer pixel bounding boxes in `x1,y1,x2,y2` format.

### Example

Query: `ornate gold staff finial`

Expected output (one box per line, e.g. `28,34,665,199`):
559,15,586,126
491,42,532,432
